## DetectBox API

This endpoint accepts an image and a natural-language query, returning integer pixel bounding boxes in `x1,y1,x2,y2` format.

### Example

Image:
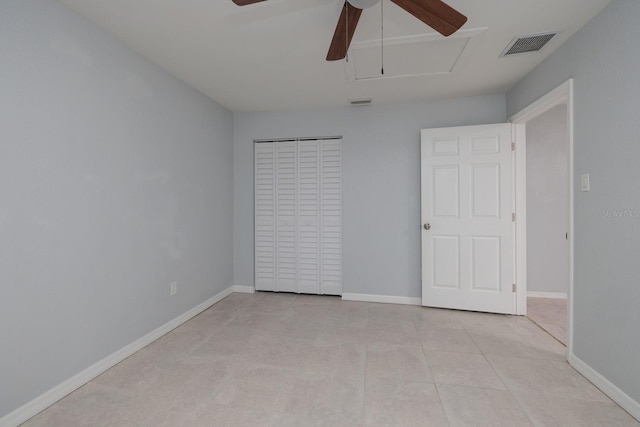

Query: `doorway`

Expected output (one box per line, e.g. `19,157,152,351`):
523,104,569,345
510,79,574,353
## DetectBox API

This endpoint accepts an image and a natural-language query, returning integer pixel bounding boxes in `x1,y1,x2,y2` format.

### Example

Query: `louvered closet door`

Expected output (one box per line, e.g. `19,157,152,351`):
275,141,297,292
254,143,276,291
320,140,342,295
254,139,341,295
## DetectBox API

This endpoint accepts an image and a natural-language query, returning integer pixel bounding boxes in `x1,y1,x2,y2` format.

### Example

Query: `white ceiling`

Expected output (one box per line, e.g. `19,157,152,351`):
58,0,611,112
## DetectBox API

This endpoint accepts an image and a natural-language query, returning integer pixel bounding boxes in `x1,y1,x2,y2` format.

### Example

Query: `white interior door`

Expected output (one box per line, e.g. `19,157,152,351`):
421,124,515,314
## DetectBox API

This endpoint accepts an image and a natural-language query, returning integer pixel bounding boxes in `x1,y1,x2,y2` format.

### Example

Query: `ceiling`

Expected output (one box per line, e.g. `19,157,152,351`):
58,0,611,112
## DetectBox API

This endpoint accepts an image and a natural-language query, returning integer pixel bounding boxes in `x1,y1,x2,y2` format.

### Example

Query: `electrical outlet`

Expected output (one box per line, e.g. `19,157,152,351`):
170,281,177,296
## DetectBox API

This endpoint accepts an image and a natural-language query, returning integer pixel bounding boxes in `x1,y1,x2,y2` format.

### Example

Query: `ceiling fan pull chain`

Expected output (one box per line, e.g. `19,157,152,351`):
381,0,384,75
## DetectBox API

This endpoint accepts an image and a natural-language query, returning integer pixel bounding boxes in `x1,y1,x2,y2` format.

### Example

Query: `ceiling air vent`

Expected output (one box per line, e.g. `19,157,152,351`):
349,98,372,106
501,32,559,57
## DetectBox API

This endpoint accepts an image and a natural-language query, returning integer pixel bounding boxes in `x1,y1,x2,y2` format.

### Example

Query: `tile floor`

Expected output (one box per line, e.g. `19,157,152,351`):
22,292,638,427
527,297,567,345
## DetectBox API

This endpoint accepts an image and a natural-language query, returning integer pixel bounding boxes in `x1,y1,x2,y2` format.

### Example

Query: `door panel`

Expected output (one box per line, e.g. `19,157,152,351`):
471,236,501,291
320,140,342,295
433,235,460,289
276,142,297,292
254,143,276,291
297,141,320,294
471,164,500,217
433,165,460,217
421,124,514,314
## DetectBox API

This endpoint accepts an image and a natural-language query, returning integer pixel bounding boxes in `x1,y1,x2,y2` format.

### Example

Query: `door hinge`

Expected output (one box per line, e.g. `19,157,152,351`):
512,283,517,293
511,142,515,151
512,213,516,222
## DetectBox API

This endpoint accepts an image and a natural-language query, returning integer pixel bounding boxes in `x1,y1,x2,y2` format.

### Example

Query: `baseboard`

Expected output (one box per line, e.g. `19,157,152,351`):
527,291,568,299
0,285,235,427
568,352,640,422
232,285,255,294
342,293,422,306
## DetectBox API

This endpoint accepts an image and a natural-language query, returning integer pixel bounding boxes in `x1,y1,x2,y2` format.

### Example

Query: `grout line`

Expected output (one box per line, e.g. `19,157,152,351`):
431,383,453,427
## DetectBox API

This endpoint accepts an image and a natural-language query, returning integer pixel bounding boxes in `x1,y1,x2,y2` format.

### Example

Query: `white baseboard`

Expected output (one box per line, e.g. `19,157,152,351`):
232,285,255,294
527,291,568,299
342,293,422,306
0,285,235,427
568,352,640,422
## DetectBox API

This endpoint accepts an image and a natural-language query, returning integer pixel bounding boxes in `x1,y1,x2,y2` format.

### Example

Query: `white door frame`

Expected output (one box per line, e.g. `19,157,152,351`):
509,79,574,356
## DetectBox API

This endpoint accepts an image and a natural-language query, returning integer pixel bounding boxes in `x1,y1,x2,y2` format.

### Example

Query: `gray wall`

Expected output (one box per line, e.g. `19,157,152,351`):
508,0,640,404
0,0,233,418
233,95,507,298
526,105,569,294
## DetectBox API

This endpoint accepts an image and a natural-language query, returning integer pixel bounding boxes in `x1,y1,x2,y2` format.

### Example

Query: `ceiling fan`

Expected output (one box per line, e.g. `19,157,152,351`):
231,0,467,61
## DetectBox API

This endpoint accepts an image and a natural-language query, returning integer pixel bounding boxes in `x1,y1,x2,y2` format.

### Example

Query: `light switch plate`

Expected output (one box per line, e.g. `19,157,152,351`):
581,174,590,192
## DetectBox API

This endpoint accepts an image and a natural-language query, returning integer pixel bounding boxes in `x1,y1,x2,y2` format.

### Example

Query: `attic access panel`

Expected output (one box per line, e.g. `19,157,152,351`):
345,28,486,81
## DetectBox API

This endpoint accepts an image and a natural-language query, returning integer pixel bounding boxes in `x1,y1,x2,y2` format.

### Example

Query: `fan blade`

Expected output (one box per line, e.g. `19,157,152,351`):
326,2,363,61
232,0,267,5
390,0,467,36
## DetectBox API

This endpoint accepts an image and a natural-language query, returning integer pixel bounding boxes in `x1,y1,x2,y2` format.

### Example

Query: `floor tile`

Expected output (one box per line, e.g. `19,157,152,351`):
368,302,418,324
192,404,280,427
487,355,611,402
366,319,420,346
426,351,506,390
504,316,566,361
190,324,254,360
19,292,639,427
92,346,177,391
283,370,364,424
437,383,533,427
363,378,448,427
23,383,132,427
514,388,640,427
305,341,367,379
412,306,464,327
242,333,316,368
366,342,432,382
467,328,558,361
315,323,369,347
20,406,75,427
527,297,567,345
210,364,299,412
142,324,210,356
180,304,243,333
418,324,481,353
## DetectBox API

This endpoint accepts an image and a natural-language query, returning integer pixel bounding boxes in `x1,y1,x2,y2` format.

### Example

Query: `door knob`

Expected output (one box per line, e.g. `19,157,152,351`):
423,223,431,231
